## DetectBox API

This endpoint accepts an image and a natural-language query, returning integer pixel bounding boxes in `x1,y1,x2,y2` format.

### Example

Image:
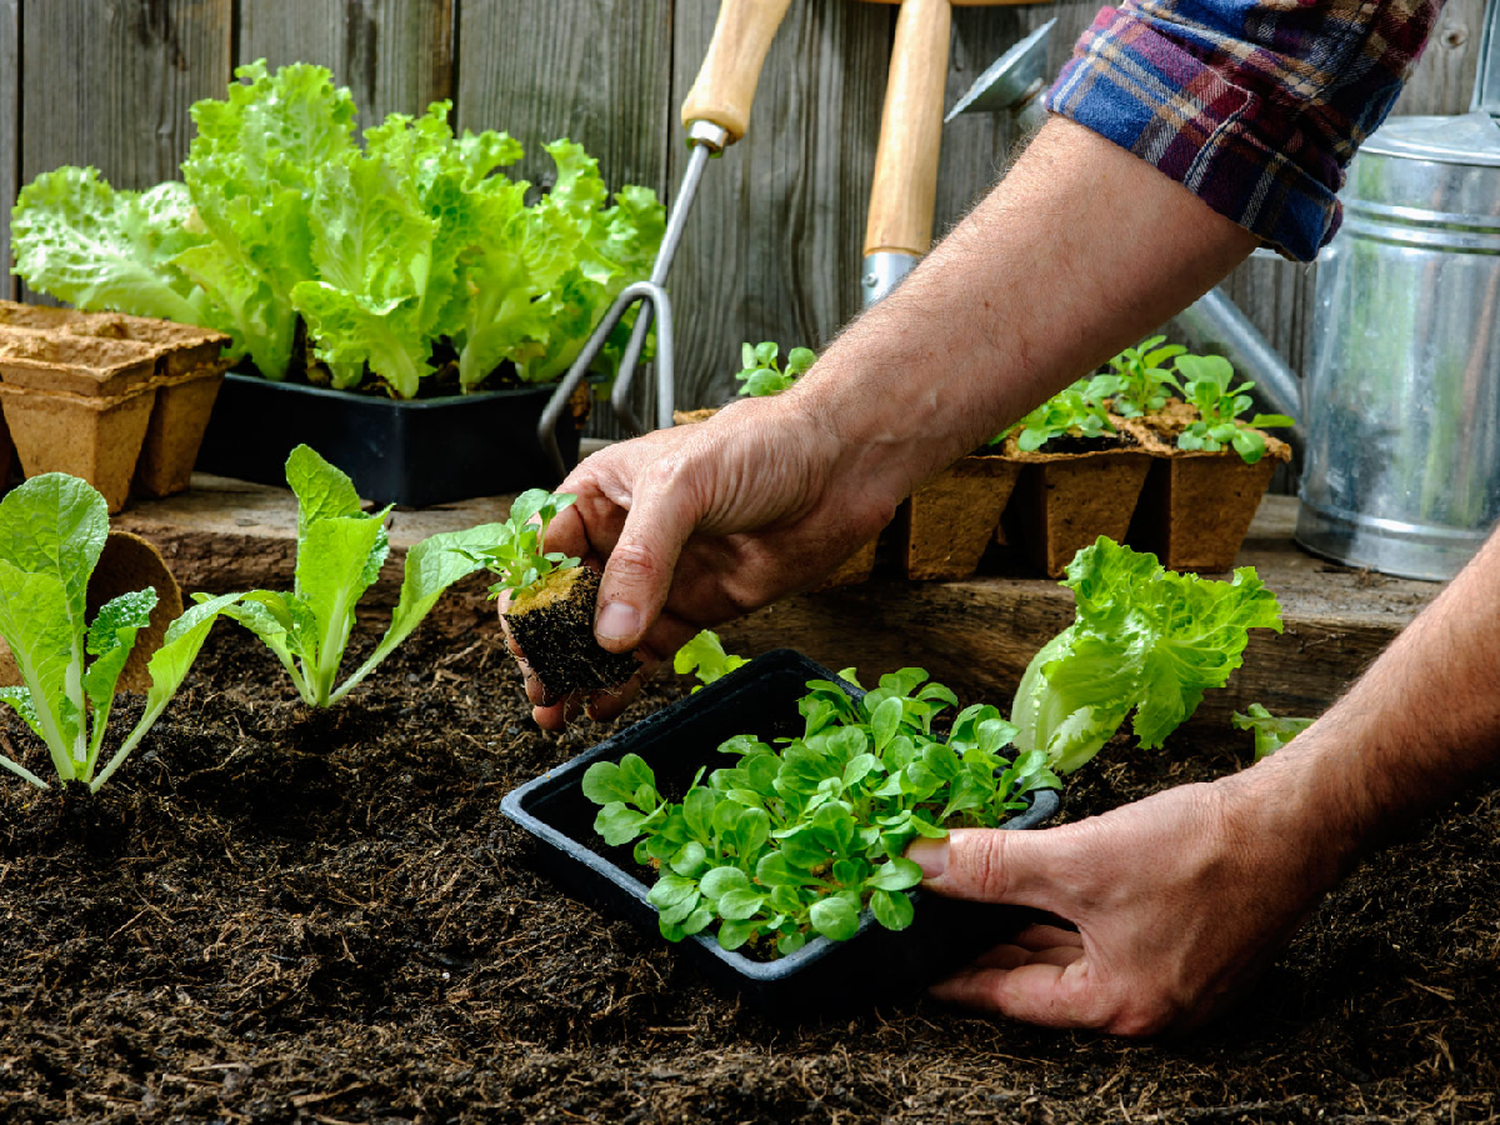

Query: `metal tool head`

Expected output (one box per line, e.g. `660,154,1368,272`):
945,19,1057,123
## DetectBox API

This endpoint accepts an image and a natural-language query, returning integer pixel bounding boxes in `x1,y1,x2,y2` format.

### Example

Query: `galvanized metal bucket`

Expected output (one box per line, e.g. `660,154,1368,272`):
1296,111,1500,580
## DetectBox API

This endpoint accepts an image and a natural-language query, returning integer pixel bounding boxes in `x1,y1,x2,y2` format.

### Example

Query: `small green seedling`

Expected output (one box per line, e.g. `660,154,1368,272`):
735,341,815,398
463,489,580,600
585,667,1059,956
1173,354,1295,464
0,474,238,791
674,629,749,691
1232,703,1313,760
1099,335,1187,417
992,377,1116,452
209,445,506,707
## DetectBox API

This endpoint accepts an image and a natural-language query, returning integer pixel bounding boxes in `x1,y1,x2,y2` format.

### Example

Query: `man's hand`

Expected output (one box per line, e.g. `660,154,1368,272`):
519,394,902,728
908,766,1343,1035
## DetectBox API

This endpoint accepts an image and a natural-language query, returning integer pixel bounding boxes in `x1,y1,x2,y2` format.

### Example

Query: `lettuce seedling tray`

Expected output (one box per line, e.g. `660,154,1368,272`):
502,648,1060,1019
196,373,590,507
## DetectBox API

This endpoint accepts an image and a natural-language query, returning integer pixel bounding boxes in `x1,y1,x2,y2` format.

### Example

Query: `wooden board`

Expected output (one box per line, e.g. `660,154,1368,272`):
114,482,1439,731
0,0,17,302
235,0,454,129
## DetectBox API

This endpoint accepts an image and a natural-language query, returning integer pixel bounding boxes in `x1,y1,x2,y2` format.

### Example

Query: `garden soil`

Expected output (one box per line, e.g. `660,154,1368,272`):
2,611,1497,1124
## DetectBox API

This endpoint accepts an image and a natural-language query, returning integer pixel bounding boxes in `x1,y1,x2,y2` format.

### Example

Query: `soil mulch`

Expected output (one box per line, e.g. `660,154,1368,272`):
2,610,1497,1124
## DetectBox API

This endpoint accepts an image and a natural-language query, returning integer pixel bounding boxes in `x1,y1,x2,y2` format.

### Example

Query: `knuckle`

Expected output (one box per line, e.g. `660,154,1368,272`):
604,539,659,584
958,829,1011,899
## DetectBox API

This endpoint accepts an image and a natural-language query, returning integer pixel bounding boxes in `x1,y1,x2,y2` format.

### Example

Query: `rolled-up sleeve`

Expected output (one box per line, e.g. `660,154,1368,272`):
1044,0,1444,260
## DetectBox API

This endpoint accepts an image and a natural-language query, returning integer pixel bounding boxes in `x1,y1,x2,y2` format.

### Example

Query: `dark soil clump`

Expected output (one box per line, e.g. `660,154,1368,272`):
505,566,640,704
1035,429,1138,456
2,618,1497,1123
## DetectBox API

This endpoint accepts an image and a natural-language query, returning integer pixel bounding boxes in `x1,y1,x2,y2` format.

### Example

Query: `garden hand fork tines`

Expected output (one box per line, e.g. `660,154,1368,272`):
539,0,795,479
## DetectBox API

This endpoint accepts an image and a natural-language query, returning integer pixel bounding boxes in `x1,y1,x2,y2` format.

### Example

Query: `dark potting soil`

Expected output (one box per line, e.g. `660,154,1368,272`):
2,616,1498,1124
1036,431,1139,456
504,568,641,704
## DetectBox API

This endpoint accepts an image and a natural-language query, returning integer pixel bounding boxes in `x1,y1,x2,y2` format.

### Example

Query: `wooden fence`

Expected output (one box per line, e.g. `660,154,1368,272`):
0,0,1487,427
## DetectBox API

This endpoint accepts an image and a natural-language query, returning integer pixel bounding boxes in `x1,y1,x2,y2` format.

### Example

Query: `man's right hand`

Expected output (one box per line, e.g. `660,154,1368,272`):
520,394,903,728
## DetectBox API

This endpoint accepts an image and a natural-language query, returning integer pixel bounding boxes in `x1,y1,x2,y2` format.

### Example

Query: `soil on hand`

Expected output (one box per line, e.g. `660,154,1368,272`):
2,616,1497,1123
504,566,640,704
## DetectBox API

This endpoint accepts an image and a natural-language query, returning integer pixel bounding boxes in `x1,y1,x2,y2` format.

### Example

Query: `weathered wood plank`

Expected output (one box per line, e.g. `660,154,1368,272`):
236,0,454,128
1393,0,1485,115
669,0,893,412
0,0,17,302
20,0,231,189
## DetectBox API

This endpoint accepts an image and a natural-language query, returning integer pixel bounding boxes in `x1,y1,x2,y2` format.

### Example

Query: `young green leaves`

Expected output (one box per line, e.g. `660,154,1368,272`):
1232,703,1313,760
993,377,1117,452
673,629,749,691
1010,537,1284,773
735,341,815,397
211,445,505,707
0,474,236,791
584,668,1059,957
1172,354,1295,464
1101,335,1186,417
463,489,580,601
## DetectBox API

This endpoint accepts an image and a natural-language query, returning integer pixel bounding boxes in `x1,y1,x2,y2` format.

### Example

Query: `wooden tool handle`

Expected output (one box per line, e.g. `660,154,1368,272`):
680,0,795,144
864,0,952,257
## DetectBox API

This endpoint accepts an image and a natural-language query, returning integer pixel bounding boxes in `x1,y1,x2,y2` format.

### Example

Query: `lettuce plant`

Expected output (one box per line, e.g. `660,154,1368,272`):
1173,354,1295,464
735,341,815,397
991,376,1117,452
10,61,664,398
673,629,748,691
585,667,1058,956
0,475,237,791
1010,537,1284,773
1232,703,1313,761
1099,334,1186,417
210,445,504,707
462,490,580,601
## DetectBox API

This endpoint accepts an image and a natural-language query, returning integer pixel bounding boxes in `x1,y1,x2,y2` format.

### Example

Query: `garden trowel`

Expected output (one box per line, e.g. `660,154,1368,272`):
538,0,795,479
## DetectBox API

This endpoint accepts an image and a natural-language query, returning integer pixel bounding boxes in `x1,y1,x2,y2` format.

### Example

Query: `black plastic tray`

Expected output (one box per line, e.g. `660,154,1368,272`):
501,648,1062,1018
195,373,585,507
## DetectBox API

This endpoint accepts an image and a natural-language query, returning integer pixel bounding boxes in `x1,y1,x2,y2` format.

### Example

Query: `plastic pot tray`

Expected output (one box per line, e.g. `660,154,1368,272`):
196,373,589,507
501,648,1061,1018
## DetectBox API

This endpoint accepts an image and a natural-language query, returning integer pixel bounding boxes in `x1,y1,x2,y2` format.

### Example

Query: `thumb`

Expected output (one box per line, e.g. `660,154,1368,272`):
907,827,1068,914
592,467,703,653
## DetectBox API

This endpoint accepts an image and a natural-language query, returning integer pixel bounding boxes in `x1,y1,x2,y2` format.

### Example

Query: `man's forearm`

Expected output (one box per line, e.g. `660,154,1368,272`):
775,116,1258,509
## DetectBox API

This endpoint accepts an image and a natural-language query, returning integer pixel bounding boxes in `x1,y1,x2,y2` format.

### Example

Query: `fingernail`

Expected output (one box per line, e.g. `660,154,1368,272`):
907,838,949,879
596,601,640,642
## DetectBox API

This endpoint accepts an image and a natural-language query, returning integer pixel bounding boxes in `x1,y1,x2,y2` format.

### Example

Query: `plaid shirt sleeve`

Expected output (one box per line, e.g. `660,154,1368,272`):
1044,0,1444,261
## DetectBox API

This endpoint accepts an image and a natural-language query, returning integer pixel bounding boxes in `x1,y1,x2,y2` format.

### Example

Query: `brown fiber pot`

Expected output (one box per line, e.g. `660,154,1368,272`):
134,364,230,498
0,529,183,692
899,454,1021,580
997,423,1153,578
0,384,158,513
1123,414,1292,572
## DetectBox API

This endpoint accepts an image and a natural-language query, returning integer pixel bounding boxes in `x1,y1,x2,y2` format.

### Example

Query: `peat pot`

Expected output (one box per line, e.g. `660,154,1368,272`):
1298,113,1500,580
502,648,1060,1019
196,373,593,508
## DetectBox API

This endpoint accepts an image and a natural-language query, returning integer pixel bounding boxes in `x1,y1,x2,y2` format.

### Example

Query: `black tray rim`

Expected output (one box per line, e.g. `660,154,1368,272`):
501,648,1062,983
219,369,564,411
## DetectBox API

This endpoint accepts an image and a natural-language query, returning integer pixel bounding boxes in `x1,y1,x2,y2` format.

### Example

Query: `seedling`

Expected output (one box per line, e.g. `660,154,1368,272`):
585,666,1059,956
673,629,748,691
1232,703,1313,760
468,490,639,702
736,341,815,397
209,445,505,707
991,377,1117,452
1173,354,1295,464
1010,537,1284,773
1099,335,1186,417
0,474,238,791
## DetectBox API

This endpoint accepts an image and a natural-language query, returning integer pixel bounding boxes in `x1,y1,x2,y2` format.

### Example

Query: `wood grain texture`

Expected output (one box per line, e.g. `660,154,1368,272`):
670,0,893,412
0,0,17,302
20,0,231,189
680,0,797,143
1392,0,1485,115
236,0,454,129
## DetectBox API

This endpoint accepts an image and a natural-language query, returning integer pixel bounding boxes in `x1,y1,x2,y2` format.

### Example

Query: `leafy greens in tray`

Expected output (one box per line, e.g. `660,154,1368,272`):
10,61,665,400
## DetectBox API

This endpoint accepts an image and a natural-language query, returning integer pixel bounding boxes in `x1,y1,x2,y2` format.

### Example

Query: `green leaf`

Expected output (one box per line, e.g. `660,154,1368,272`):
870,889,915,931
699,866,751,901
809,893,862,942
716,919,761,951
717,889,767,921
1232,703,1314,761
594,803,650,846
81,588,157,765
673,629,749,689
865,857,923,892
647,874,700,911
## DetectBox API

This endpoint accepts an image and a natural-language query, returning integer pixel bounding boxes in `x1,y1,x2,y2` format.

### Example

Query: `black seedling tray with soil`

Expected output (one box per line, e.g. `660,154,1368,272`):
502,648,1060,1019
197,373,589,507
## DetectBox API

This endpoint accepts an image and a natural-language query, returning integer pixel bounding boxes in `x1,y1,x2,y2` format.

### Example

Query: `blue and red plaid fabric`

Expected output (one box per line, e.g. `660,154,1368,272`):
1045,0,1444,260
